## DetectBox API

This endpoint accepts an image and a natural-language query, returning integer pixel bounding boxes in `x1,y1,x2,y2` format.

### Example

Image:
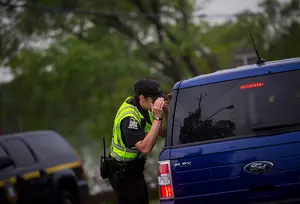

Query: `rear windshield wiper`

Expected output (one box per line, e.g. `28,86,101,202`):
252,123,300,132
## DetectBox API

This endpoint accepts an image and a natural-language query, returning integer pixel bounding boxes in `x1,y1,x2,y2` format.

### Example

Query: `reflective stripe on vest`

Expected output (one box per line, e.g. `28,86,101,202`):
110,97,152,161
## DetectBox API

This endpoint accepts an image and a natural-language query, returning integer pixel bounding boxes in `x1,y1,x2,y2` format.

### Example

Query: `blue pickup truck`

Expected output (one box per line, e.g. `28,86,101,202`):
158,57,300,204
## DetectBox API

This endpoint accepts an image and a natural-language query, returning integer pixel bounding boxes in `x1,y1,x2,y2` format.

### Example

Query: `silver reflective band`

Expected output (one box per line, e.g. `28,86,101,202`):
111,141,139,153
111,151,138,162
115,105,135,118
115,105,141,122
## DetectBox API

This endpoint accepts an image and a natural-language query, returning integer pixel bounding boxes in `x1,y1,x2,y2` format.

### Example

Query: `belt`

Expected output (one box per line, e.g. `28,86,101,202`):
109,156,146,173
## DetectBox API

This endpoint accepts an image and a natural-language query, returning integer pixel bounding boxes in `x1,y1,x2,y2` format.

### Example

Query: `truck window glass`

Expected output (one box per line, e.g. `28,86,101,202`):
2,139,36,167
25,133,77,164
172,70,300,146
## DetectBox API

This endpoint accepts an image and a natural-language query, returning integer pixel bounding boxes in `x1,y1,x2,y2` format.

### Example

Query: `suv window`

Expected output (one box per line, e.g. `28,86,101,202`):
25,133,77,163
2,139,36,167
0,145,14,172
172,70,300,146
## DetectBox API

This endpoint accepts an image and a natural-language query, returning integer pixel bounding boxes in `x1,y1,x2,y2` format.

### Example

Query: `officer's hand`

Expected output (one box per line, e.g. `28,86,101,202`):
151,97,165,118
163,93,172,113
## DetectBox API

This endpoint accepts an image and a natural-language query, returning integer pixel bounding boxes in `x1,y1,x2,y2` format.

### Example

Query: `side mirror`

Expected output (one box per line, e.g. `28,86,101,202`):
0,156,14,170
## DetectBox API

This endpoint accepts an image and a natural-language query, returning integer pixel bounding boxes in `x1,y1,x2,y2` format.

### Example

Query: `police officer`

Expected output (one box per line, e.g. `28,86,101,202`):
108,79,171,204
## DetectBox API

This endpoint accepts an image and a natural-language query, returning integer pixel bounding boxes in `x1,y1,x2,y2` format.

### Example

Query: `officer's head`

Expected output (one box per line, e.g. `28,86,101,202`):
134,79,167,110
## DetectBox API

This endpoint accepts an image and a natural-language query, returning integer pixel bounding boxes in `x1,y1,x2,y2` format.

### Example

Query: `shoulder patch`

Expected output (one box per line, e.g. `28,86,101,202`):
128,117,139,130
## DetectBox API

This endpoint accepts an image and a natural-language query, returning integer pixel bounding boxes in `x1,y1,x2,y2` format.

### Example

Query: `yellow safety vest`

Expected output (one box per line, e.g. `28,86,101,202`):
110,97,154,161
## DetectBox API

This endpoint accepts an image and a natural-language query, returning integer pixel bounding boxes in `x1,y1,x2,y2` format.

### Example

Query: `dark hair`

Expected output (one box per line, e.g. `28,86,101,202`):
133,79,166,103
134,93,140,103
134,93,153,103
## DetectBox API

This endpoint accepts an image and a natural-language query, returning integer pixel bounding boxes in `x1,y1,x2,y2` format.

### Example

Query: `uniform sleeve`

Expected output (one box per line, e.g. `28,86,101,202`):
120,117,145,148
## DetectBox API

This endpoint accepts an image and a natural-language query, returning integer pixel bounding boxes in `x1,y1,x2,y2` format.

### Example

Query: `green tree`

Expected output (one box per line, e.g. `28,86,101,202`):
2,34,150,140
1,0,220,83
198,0,300,69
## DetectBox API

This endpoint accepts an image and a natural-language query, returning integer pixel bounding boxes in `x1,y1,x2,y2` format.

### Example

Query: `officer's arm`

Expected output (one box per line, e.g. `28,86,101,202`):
122,117,161,155
135,119,162,154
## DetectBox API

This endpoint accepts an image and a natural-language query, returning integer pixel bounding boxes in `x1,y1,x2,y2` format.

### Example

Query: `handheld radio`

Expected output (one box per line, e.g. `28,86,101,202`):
100,137,109,179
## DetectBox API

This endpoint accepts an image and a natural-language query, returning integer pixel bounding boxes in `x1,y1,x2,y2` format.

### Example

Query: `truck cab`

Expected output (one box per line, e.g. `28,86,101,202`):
158,58,300,204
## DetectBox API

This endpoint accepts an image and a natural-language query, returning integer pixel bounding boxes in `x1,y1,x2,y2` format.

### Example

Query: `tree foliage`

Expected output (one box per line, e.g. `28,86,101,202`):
1,0,300,141
199,0,300,68
1,0,218,83
1,34,150,140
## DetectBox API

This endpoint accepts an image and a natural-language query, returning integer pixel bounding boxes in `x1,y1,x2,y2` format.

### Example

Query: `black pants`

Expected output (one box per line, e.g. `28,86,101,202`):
108,160,149,204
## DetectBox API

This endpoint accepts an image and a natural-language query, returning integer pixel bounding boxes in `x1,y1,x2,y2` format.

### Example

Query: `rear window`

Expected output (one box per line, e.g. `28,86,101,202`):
172,70,300,146
25,133,77,165
2,139,36,167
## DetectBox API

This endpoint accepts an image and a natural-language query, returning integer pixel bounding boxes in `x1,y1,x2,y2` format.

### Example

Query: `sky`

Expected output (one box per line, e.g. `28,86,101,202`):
196,0,263,24
203,0,262,15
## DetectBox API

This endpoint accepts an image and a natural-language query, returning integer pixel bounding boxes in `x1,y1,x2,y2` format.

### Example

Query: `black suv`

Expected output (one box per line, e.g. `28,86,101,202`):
0,130,89,204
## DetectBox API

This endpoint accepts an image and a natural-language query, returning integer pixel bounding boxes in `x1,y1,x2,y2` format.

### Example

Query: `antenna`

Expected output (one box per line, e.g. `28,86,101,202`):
250,34,266,66
103,137,106,157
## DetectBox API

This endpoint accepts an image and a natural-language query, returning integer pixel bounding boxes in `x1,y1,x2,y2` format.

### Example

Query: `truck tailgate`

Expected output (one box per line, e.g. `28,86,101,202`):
169,131,300,204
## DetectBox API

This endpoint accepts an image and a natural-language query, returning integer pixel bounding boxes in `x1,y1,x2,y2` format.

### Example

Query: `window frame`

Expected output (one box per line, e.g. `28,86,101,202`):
170,70,300,148
0,143,16,172
1,138,37,168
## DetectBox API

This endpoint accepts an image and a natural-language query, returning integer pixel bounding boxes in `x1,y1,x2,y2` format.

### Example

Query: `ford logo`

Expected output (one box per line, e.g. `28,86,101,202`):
243,161,274,174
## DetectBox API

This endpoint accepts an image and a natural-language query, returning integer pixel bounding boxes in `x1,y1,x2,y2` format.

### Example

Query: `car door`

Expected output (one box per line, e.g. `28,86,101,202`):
1,138,42,203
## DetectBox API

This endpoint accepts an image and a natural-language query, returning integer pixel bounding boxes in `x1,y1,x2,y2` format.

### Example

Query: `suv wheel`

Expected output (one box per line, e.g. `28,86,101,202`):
60,190,77,204
62,199,72,204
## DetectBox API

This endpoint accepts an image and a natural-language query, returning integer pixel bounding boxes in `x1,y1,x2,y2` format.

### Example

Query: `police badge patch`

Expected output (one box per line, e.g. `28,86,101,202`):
128,118,138,130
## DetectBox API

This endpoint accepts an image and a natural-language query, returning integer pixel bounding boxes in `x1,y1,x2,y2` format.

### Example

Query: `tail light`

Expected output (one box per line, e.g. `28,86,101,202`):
158,160,174,200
